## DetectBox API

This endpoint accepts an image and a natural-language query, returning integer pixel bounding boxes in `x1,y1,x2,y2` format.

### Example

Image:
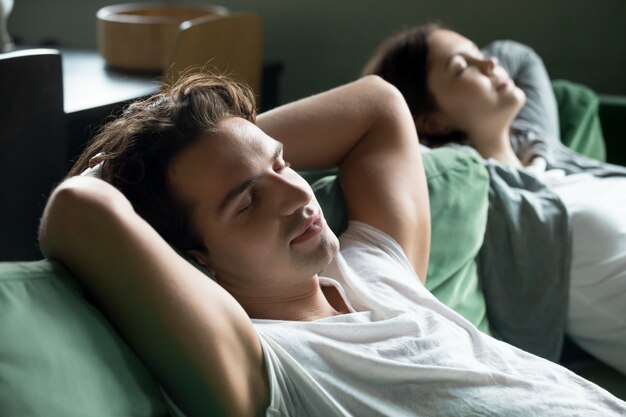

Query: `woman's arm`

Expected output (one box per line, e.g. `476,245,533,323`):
39,176,268,417
257,75,431,282
483,40,560,143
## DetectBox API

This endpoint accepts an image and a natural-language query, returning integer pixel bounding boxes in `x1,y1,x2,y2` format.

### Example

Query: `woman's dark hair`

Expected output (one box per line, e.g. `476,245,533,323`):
67,73,257,253
362,23,466,146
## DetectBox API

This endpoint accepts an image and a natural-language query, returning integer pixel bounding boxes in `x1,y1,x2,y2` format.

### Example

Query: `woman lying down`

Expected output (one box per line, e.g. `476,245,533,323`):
363,23,626,377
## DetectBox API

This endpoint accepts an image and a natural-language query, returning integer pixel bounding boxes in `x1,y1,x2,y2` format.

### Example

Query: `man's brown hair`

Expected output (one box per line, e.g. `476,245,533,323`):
68,73,257,252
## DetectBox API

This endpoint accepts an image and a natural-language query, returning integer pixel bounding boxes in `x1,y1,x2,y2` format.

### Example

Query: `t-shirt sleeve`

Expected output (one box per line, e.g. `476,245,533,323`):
482,40,560,164
320,221,441,316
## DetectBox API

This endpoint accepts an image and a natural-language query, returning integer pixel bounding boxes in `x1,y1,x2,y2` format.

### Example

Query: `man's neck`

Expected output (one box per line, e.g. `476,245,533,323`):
236,276,348,321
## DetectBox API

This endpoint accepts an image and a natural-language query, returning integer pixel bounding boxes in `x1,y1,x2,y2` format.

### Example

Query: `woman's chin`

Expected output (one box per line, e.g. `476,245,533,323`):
502,86,526,117
514,85,527,105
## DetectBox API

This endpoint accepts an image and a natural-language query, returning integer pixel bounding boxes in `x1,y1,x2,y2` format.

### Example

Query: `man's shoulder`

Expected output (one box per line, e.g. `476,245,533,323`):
338,221,404,255
332,221,422,285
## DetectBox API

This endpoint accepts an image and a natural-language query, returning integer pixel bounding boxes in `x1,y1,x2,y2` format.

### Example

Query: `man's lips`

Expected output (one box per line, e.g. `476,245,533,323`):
290,214,324,245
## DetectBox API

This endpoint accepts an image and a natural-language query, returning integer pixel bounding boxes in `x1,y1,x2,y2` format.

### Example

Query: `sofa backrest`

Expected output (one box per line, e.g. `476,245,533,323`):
0,260,168,416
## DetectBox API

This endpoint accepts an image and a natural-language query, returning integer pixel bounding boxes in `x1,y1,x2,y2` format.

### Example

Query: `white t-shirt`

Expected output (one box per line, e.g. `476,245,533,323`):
254,221,626,416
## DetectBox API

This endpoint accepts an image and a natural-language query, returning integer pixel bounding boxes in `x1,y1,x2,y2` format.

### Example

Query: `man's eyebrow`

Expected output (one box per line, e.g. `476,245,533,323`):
275,143,284,162
217,142,284,214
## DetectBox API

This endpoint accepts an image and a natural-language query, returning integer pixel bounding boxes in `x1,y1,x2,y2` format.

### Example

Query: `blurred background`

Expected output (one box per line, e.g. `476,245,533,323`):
9,0,626,104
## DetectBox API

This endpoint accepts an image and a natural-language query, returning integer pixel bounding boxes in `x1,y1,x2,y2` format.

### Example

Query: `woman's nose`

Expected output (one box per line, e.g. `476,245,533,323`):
479,56,498,75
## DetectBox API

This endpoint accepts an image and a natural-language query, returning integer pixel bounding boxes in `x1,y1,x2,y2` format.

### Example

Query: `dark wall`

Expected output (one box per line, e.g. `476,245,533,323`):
9,0,626,102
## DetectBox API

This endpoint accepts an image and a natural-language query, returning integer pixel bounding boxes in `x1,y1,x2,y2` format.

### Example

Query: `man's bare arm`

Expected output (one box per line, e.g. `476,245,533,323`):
39,176,268,417
257,76,430,282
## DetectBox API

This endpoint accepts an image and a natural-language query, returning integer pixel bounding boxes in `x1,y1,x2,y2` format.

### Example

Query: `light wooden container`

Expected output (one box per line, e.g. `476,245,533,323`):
97,3,228,72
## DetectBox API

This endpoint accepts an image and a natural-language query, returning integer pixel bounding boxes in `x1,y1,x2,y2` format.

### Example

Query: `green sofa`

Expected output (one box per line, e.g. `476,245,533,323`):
0,81,624,415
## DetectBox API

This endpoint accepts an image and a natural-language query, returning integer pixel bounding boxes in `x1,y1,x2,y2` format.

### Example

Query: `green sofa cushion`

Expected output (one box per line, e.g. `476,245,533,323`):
0,261,168,416
307,148,490,333
421,149,490,333
552,79,606,162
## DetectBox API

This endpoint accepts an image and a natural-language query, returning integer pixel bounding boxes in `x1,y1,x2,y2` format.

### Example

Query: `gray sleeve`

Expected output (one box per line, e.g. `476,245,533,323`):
482,40,560,162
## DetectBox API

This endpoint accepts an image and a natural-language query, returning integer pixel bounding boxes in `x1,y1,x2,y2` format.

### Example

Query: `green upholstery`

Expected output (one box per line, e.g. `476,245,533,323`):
421,149,490,333
0,261,168,416
551,80,626,166
552,79,606,162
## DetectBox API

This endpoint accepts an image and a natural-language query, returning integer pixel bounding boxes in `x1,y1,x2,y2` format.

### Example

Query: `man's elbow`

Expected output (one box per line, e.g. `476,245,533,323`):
360,74,408,107
39,177,130,260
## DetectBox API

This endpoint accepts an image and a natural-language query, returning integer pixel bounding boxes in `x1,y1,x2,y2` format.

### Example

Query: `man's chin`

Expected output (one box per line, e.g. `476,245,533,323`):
307,230,340,274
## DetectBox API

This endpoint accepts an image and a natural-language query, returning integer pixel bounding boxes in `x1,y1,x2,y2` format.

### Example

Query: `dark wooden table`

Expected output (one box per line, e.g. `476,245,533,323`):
62,49,161,115
60,48,162,163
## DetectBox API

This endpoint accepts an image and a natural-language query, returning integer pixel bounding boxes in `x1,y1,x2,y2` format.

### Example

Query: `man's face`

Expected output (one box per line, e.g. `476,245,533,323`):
168,117,339,299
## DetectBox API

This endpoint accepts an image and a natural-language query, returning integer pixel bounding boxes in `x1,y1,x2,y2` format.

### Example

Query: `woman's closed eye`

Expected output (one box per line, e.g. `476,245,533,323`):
453,50,488,76
452,59,468,76
450,54,469,76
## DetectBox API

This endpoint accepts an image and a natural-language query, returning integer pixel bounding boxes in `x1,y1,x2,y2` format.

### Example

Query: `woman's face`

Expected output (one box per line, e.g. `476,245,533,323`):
425,29,525,139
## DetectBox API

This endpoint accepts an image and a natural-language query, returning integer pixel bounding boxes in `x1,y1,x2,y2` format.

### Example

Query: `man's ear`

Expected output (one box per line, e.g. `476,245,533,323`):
187,249,216,277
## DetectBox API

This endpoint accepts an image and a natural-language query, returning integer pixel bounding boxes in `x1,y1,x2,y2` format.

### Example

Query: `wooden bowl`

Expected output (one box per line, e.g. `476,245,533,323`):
97,3,228,72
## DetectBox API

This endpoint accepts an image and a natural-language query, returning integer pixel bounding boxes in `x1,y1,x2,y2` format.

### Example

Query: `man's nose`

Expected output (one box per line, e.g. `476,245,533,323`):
276,174,312,216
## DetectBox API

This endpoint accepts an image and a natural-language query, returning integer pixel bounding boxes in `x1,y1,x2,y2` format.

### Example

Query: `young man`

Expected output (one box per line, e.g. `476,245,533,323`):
40,74,625,416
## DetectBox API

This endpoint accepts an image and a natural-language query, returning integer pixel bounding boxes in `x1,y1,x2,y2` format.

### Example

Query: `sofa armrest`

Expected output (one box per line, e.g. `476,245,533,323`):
599,94,626,167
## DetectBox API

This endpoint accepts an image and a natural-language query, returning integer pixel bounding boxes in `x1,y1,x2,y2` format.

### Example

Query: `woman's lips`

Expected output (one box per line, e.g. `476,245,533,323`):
496,77,512,91
291,215,324,245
